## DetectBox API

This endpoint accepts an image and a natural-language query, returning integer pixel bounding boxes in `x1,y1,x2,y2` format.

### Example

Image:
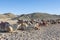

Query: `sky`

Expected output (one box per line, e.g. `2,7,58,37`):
0,0,60,15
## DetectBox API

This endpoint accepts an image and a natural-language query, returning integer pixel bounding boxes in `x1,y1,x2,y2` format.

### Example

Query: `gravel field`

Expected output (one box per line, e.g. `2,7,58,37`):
0,24,60,40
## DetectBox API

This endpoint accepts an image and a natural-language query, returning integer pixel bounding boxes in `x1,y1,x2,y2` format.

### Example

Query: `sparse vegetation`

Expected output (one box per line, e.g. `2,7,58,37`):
12,12,60,20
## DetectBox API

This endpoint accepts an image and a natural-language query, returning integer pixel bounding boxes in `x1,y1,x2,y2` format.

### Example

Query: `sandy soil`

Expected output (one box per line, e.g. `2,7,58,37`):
0,23,60,40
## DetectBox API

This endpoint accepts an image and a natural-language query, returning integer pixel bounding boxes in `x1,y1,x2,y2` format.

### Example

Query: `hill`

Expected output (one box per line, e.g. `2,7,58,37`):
0,12,60,20
0,13,17,19
3,13,17,18
12,12,60,20
0,14,7,19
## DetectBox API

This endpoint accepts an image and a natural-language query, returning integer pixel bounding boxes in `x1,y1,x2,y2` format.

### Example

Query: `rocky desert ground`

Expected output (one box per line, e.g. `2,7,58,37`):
0,19,60,40
0,13,60,40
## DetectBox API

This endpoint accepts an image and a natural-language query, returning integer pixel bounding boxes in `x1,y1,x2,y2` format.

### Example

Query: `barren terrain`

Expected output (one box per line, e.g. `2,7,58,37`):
0,21,60,40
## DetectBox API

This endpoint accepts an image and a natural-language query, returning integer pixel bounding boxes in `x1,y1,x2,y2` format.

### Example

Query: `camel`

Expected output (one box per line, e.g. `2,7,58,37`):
34,22,40,30
49,20,56,24
29,19,37,24
17,19,40,30
56,19,60,24
40,19,49,26
0,21,13,32
17,20,28,30
34,20,49,30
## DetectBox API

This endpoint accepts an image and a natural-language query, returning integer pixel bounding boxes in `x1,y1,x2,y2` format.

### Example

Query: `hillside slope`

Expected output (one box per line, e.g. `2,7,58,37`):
12,12,60,20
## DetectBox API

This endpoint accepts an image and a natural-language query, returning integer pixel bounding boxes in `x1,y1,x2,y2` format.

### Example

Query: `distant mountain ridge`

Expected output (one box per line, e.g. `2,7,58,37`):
0,12,60,20
0,13,17,19
12,12,60,20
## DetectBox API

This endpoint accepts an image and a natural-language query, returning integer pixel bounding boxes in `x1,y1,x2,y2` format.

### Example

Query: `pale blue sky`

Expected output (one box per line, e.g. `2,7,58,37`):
0,0,60,15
